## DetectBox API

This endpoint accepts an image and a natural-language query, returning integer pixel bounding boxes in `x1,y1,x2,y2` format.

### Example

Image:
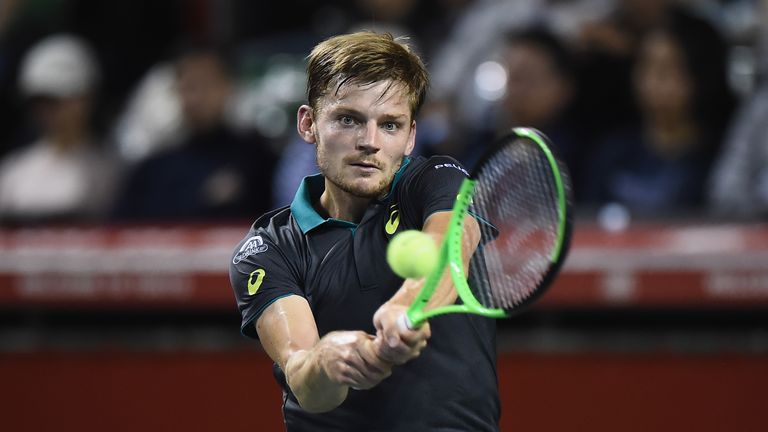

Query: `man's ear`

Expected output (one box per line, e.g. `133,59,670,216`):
297,105,316,144
404,120,417,156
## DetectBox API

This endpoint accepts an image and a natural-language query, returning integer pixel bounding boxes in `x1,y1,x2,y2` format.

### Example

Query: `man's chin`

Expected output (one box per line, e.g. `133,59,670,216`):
346,185,387,199
341,179,389,199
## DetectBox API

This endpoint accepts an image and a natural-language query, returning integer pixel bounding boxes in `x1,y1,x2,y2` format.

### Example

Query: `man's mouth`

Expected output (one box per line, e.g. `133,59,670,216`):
349,160,381,170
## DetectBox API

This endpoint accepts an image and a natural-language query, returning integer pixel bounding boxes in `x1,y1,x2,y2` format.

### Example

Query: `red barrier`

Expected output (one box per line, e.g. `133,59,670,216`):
1,223,767,308
497,353,768,432
1,350,766,432
0,350,285,432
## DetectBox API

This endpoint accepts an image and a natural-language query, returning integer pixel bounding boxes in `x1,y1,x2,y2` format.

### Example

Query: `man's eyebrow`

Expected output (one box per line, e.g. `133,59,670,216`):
331,106,364,117
330,107,409,122
380,113,409,122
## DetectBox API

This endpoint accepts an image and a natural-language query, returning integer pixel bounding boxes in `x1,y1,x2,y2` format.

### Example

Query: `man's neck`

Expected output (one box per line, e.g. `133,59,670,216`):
316,182,371,224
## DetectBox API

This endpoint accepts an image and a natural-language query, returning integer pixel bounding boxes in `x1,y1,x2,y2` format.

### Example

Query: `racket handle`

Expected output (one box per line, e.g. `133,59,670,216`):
397,313,416,331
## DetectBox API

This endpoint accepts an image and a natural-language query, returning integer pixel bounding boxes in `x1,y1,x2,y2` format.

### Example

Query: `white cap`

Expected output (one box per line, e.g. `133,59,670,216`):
18,34,100,98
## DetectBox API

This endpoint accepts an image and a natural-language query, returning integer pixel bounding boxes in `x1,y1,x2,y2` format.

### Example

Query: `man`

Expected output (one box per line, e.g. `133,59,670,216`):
230,32,499,431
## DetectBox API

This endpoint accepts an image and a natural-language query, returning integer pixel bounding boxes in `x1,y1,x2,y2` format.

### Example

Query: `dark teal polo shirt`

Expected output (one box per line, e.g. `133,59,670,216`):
229,155,499,432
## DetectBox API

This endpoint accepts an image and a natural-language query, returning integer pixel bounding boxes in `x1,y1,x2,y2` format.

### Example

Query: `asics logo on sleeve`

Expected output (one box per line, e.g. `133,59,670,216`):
247,269,266,295
233,235,269,264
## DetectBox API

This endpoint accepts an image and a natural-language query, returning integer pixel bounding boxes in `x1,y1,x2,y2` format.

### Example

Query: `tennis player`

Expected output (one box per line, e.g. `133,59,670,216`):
230,31,499,431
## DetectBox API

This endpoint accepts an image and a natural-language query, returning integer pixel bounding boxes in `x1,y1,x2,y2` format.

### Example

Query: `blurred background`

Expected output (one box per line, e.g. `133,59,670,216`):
0,0,767,431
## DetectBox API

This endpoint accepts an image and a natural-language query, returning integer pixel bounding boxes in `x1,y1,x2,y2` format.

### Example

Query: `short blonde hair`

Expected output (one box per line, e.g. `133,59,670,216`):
305,31,429,118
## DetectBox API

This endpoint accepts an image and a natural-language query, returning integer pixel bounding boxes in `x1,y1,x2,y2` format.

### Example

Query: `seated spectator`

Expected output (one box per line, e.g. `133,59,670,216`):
582,12,736,215
112,45,277,222
0,34,120,224
415,0,603,171
708,0,768,218
573,0,678,133
462,27,587,189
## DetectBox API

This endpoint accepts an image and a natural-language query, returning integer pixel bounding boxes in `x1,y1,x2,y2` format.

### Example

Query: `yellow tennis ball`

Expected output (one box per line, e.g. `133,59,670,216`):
386,230,438,279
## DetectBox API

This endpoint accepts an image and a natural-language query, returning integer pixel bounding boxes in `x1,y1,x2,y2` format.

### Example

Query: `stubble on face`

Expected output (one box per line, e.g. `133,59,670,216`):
315,145,402,199
313,81,412,200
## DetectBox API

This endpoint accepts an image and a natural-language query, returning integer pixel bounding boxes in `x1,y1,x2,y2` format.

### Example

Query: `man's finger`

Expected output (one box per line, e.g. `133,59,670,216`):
399,322,431,346
358,339,392,375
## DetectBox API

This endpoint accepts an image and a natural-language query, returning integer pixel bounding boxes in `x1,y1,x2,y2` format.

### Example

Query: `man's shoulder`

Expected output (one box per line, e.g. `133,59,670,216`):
405,154,469,175
231,205,298,266
242,205,304,245
251,205,292,229
236,205,293,243
400,154,470,188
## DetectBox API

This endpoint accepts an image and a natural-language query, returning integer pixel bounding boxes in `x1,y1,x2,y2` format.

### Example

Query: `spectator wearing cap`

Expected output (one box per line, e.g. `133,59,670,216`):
0,34,121,224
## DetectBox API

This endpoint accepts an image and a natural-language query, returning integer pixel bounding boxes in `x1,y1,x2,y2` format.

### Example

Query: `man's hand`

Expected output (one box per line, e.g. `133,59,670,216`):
258,296,394,412
372,302,431,365
370,213,477,366
312,331,394,390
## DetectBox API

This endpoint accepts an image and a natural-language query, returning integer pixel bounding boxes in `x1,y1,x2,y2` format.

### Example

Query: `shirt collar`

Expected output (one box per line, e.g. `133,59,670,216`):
291,157,412,234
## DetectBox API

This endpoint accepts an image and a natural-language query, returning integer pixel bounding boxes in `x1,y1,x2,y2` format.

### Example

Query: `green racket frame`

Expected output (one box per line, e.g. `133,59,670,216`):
404,127,570,328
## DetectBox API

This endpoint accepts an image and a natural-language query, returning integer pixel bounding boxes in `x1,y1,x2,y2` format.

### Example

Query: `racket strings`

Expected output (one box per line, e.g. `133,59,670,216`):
468,140,561,310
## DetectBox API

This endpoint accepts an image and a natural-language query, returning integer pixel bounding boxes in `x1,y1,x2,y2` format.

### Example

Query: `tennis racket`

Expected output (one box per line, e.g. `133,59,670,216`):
398,127,573,329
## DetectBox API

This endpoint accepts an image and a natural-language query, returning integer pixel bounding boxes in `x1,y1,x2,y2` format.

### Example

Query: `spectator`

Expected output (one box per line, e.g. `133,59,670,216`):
708,0,768,218
708,82,768,217
112,45,277,222
0,34,120,224
461,27,586,187
582,11,737,215
573,0,677,133
414,0,607,168
425,0,545,135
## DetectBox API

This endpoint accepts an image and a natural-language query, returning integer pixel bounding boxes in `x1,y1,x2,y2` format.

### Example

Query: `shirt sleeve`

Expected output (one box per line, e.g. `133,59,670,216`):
406,156,470,224
229,231,303,339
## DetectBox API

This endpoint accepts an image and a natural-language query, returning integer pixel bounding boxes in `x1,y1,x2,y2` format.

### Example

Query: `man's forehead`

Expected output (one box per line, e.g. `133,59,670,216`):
325,79,410,109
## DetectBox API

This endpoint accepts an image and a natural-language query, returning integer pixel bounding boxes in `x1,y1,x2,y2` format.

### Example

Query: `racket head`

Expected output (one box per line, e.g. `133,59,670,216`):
464,127,573,315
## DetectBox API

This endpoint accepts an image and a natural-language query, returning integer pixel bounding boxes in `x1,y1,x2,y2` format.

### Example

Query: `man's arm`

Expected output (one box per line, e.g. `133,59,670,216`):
373,211,481,363
255,295,393,413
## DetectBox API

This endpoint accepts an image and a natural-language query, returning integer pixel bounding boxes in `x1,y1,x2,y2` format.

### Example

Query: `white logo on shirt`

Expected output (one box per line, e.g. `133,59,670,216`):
433,163,469,177
233,235,269,264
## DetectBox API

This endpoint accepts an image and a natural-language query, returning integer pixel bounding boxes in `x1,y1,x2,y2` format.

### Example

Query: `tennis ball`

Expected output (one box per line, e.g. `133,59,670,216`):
386,230,438,279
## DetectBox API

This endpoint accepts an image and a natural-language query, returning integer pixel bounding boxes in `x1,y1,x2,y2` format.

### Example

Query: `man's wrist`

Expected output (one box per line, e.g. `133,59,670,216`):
286,344,349,413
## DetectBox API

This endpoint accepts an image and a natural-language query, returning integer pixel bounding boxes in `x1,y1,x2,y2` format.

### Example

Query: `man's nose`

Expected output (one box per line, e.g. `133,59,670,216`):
357,121,381,151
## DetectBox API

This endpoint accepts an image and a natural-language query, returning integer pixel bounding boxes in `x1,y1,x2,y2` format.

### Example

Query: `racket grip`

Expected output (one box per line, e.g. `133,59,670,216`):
397,313,416,331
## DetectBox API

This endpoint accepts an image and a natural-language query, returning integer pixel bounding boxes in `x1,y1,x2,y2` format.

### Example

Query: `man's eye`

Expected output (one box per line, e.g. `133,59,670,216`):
340,116,355,125
383,122,398,131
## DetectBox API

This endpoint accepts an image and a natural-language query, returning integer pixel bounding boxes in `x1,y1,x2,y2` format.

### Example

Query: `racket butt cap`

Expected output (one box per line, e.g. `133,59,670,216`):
397,313,416,331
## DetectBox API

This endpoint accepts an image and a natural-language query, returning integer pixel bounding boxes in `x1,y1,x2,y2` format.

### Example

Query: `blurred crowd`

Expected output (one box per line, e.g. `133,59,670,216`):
0,0,766,226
